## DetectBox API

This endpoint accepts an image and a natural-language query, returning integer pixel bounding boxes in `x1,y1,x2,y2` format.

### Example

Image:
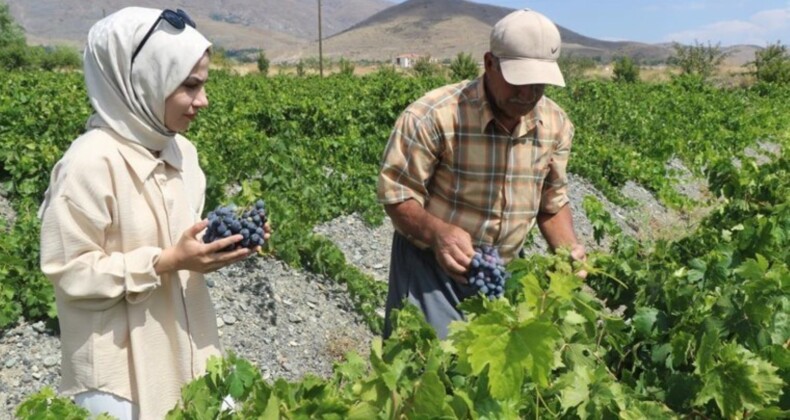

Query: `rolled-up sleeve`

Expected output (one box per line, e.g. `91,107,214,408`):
539,115,574,214
40,184,162,312
377,110,442,207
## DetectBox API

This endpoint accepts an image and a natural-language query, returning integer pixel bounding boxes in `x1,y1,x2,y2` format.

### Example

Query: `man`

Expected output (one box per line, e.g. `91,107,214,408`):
377,9,586,339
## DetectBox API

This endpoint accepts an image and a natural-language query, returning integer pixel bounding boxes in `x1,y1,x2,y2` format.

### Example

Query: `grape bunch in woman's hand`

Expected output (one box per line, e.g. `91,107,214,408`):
203,200,268,251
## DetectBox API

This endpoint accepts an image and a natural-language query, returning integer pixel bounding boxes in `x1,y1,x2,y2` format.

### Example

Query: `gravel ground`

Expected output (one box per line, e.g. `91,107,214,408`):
0,167,710,418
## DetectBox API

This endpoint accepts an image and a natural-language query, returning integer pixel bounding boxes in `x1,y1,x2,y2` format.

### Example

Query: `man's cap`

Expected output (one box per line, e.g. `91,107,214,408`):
490,9,565,87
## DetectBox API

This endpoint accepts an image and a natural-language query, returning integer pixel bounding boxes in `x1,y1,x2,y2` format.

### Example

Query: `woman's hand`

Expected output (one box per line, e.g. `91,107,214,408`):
156,220,255,274
263,221,272,241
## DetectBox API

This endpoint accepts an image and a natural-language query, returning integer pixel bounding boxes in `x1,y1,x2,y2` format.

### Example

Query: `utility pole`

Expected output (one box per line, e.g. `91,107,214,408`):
318,0,323,77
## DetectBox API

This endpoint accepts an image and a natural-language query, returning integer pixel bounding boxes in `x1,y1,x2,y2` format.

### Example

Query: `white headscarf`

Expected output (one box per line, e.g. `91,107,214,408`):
83,7,211,151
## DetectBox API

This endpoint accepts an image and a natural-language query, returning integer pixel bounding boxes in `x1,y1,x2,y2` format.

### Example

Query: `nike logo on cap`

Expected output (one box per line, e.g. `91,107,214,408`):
551,46,559,54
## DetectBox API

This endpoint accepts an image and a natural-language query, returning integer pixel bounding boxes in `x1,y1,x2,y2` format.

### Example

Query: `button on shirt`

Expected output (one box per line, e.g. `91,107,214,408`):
39,128,221,419
377,77,574,262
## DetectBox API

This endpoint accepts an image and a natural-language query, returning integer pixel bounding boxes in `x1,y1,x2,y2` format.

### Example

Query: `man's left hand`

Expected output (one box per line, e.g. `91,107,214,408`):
571,243,587,279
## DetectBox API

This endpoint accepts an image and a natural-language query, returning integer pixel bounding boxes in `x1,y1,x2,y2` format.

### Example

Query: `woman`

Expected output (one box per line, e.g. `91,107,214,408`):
38,7,263,419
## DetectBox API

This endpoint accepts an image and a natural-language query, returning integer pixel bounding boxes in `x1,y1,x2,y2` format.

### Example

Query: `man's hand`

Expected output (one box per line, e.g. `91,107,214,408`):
384,200,475,285
431,223,475,285
571,243,587,279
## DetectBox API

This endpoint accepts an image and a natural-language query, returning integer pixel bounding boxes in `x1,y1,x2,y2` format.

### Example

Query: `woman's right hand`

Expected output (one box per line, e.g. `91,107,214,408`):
155,220,254,274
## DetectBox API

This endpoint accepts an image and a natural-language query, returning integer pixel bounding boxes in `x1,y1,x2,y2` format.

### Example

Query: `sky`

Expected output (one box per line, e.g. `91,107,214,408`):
395,0,790,47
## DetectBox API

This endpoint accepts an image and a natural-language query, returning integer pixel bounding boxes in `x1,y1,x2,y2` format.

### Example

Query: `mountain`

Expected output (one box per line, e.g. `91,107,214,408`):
6,0,758,66
5,0,392,52
275,0,673,63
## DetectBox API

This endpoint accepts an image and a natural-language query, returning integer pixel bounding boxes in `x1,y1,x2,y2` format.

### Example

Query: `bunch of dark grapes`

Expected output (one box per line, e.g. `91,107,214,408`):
467,245,509,299
202,200,267,251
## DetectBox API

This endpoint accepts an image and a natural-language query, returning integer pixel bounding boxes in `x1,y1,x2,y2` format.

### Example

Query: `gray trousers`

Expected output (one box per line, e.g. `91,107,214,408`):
384,232,478,339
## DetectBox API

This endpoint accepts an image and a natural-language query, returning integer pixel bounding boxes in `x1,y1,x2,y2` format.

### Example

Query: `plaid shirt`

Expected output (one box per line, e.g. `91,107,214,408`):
377,76,574,262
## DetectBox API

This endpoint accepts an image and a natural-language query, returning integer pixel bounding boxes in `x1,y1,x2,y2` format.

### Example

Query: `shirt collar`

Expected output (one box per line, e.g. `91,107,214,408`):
475,76,547,136
108,128,184,181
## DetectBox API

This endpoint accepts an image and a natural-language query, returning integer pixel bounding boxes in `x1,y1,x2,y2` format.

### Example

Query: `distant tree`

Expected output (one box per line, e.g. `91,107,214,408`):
0,2,29,69
411,55,443,78
748,42,790,84
557,55,596,84
612,56,640,83
256,50,270,75
668,41,728,81
1,3,80,70
449,52,479,82
0,2,25,48
337,57,355,76
295,59,306,77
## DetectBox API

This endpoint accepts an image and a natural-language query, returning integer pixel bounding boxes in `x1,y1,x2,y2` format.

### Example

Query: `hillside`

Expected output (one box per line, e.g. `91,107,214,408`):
278,0,672,63
4,0,392,49
5,0,759,66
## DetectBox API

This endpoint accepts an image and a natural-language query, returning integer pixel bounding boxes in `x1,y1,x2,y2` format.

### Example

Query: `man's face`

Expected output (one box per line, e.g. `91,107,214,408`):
484,52,545,121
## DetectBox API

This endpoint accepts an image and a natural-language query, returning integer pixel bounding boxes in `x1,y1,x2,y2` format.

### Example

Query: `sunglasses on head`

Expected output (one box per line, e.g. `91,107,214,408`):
131,9,196,63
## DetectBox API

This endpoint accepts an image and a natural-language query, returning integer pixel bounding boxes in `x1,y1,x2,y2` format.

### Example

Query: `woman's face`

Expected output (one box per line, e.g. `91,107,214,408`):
164,52,210,133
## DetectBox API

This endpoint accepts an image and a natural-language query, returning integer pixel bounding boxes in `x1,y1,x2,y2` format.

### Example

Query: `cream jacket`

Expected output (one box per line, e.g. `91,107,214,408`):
39,128,221,419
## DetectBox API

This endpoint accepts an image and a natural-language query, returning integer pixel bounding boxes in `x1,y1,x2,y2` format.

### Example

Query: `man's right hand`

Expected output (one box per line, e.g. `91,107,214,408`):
431,223,475,285
384,200,475,285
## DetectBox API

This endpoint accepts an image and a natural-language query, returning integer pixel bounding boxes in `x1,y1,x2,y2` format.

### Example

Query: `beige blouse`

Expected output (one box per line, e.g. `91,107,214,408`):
39,128,221,419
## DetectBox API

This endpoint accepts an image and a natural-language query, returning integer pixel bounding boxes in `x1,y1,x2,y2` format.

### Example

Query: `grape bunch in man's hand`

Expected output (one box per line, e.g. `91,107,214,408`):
467,245,510,299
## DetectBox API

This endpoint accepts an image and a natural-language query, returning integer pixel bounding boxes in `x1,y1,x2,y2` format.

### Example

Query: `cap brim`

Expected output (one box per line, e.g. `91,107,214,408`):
499,58,565,87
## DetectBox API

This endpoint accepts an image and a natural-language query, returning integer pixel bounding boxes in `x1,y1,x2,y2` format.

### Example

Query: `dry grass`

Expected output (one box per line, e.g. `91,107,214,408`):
224,62,407,77
224,61,755,88
582,63,754,86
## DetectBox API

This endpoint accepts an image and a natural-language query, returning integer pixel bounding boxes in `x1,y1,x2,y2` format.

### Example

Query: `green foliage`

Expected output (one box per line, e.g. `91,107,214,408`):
4,67,789,418
15,386,113,419
0,43,82,71
449,52,479,82
558,78,790,207
0,4,81,70
0,201,57,329
337,57,355,76
37,45,81,70
612,56,640,83
669,41,728,81
694,335,784,418
256,50,269,75
0,41,28,69
582,195,623,244
375,62,398,78
749,42,790,85
411,55,444,79
587,154,789,417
